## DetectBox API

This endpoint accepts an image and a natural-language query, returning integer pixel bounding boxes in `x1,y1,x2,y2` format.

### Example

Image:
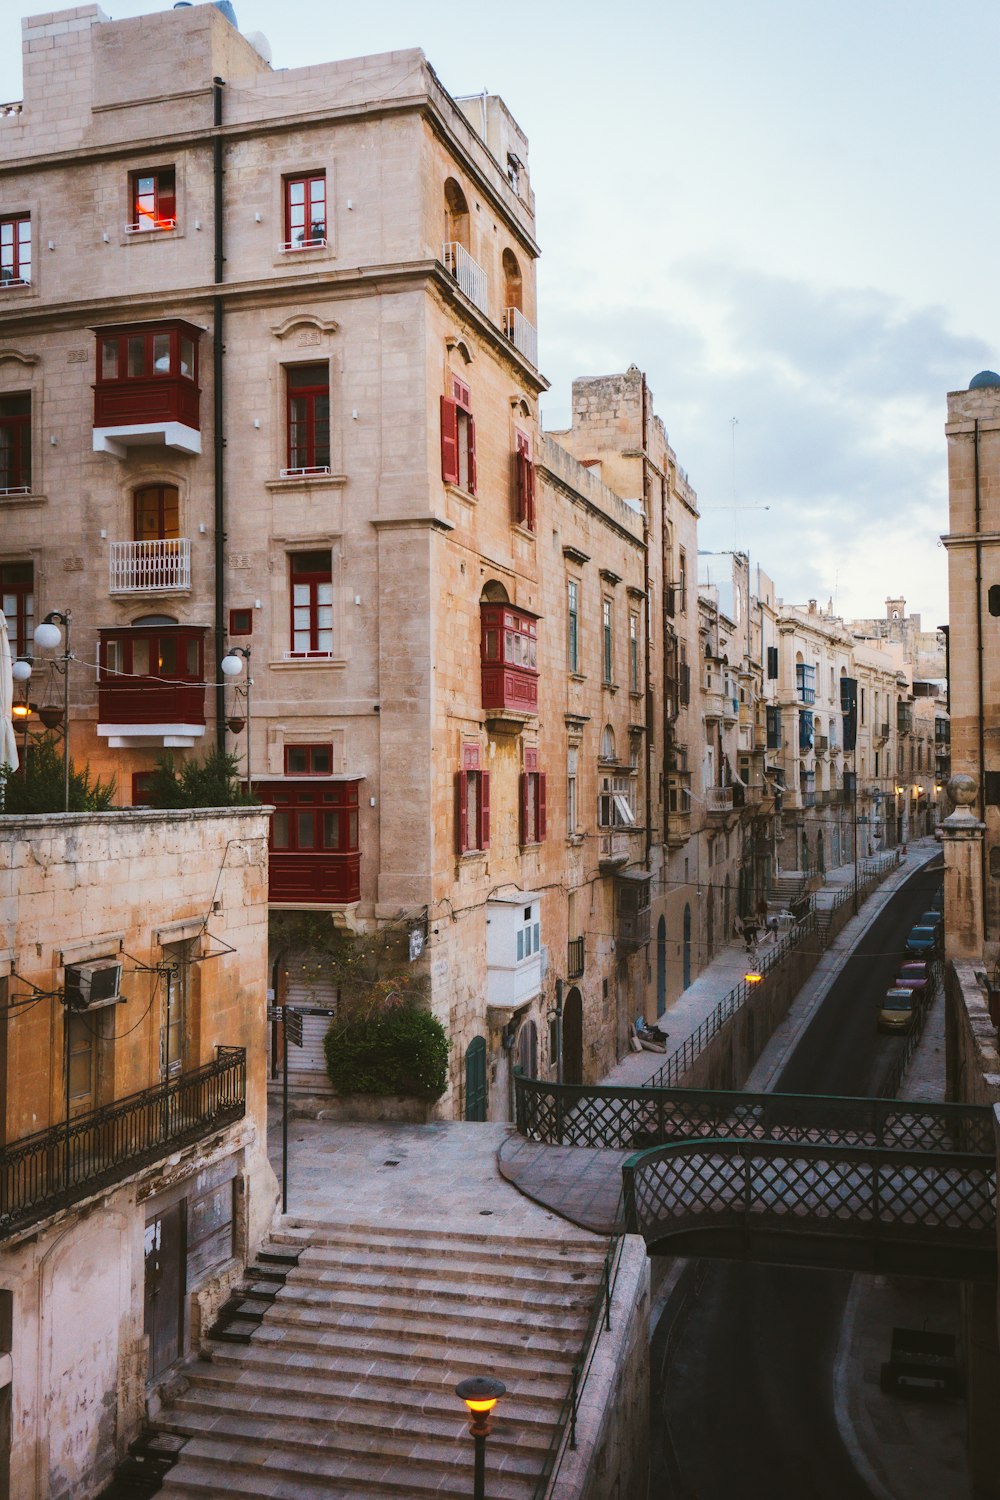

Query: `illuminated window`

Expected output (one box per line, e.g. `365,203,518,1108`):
128,167,176,232
0,213,30,286
284,172,327,249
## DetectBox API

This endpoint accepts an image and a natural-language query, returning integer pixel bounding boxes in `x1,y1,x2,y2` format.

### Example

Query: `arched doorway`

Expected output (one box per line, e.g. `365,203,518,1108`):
502,247,523,312
464,1037,487,1121
682,904,692,990
562,989,583,1085
656,917,667,1017
516,1019,538,1079
443,177,470,250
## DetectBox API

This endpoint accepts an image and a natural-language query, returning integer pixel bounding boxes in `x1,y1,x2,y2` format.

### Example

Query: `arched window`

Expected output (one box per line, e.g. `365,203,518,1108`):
502,248,522,313
481,580,510,605
600,725,616,761
444,178,470,251
516,1018,537,1080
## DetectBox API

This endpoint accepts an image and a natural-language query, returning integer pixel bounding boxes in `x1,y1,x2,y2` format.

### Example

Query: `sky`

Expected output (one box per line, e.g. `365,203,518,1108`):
3,0,997,627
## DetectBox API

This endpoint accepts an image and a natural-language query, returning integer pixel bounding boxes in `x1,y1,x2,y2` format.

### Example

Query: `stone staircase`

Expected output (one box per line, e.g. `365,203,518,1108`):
767,874,808,907
155,1218,608,1499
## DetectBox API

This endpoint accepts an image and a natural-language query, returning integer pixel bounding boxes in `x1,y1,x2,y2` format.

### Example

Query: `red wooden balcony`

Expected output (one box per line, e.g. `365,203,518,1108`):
92,319,202,457
480,603,539,718
97,624,207,748
257,779,362,906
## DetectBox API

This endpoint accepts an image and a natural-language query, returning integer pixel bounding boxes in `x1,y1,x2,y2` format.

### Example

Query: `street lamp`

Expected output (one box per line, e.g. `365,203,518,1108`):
220,645,252,792
29,611,71,811
455,1376,506,1500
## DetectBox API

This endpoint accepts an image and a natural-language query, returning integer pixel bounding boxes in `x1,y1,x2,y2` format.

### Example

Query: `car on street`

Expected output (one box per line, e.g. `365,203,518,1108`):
878,988,917,1033
918,911,943,933
905,925,940,956
894,964,929,999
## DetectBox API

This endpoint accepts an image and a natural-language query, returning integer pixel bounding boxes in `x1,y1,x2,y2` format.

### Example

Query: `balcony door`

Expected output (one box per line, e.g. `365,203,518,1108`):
134,484,179,542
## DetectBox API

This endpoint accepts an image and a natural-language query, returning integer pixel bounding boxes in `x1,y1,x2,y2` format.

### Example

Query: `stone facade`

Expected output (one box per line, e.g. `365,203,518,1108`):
0,807,277,1499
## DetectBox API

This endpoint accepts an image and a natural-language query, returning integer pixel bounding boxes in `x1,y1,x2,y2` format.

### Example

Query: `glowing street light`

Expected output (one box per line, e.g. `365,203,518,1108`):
455,1377,506,1500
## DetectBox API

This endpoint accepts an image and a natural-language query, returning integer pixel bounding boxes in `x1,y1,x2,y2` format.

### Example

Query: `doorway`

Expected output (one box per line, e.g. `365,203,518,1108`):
144,1199,185,1381
683,904,692,990
464,1037,487,1121
563,988,583,1085
656,917,667,1017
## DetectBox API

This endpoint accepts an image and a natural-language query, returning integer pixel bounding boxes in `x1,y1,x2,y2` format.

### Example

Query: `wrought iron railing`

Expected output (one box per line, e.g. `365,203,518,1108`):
0,1046,246,1241
567,936,585,979
622,1138,996,1280
515,1077,994,1156
530,1187,627,1500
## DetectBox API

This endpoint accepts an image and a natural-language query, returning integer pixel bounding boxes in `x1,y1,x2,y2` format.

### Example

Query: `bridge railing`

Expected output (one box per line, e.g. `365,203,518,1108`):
622,1137,997,1279
514,1077,996,1157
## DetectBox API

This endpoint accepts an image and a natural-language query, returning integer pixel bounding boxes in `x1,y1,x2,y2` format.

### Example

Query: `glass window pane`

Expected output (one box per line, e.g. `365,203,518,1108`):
287,747,308,774
159,638,177,674
317,628,333,652
293,607,311,630
152,333,171,374
323,812,340,848
271,812,290,849
101,338,119,379
180,337,195,379
297,812,315,848
288,181,305,206
293,584,310,604
132,640,150,675
127,336,145,378
185,640,198,674
317,583,332,604
312,745,332,773
105,640,123,675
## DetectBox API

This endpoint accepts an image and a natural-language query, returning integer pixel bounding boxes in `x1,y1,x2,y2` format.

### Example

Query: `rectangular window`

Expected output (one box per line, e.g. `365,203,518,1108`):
602,598,614,684
514,430,535,530
440,378,477,495
132,770,156,804
133,483,179,542
567,746,578,836
0,394,30,492
520,769,547,845
678,551,688,613
629,611,640,693
766,704,781,750
0,213,30,287
284,743,333,776
796,662,816,704
229,608,252,636
288,550,334,657
599,774,635,828
567,579,579,673
161,940,194,1078
286,363,331,473
284,172,327,249
766,645,778,679
456,767,490,852
128,166,176,232
1,561,33,657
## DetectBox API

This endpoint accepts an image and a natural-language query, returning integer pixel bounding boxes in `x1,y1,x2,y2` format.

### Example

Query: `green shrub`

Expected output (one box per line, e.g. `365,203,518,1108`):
144,748,258,808
0,738,116,814
324,1003,449,1101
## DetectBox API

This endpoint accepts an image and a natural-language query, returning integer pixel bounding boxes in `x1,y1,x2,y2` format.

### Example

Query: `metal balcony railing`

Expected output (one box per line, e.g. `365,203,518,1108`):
0,1046,246,1241
109,538,191,592
442,241,489,317
567,936,585,979
504,307,538,367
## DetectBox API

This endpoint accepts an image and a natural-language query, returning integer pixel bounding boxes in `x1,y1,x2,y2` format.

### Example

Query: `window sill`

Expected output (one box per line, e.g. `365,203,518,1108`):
629,689,644,701
273,242,335,269
122,224,183,246
519,841,543,853
0,489,45,507
603,682,619,694
511,520,536,540
266,473,347,493
569,672,587,683
457,849,488,864
269,656,347,670
566,833,585,847
445,482,477,505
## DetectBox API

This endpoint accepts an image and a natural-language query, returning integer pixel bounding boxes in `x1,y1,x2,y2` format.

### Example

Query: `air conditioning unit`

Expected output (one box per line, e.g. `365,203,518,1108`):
64,959,123,1010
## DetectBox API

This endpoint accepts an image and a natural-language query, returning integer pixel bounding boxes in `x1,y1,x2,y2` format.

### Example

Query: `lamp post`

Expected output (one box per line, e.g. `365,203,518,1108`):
220,645,252,793
32,611,71,812
455,1376,506,1500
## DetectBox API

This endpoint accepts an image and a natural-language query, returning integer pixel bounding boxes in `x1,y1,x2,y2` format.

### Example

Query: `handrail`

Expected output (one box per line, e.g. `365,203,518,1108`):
514,1077,995,1156
0,1045,246,1240
530,1186,627,1500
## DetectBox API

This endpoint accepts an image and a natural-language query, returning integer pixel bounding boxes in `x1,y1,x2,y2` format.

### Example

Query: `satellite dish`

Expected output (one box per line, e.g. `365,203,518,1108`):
245,29,273,63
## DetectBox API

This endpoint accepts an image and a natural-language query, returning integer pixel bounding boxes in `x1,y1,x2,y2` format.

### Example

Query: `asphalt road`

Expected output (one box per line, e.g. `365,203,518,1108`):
653,861,944,1500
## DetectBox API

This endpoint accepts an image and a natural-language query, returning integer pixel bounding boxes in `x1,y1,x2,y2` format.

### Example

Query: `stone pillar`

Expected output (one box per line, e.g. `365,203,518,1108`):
941,775,986,962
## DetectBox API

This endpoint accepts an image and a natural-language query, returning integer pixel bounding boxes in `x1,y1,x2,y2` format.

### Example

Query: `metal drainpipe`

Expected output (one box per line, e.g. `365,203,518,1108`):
641,374,652,871
213,77,226,751
974,419,988,938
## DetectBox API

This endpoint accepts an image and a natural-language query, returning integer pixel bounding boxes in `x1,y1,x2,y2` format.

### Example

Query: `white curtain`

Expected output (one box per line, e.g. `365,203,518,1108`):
0,607,19,775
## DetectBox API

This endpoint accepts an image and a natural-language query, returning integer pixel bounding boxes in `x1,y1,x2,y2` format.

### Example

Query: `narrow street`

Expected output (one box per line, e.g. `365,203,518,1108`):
655,862,945,1500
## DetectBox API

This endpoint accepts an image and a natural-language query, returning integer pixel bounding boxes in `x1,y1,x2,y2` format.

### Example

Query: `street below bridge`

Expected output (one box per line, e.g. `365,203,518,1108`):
656,859,948,1500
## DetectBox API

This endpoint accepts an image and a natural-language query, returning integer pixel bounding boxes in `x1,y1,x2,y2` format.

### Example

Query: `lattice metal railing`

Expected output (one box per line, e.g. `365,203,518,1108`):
515,1077,995,1157
623,1138,996,1264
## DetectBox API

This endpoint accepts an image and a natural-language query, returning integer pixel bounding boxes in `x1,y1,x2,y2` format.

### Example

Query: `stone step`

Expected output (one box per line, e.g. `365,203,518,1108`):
234,1312,581,1366
202,1336,576,1392
160,1437,538,1499
182,1360,566,1423
276,1219,604,1258
274,1279,593,1329
288,1246,603,1293
255,1301,583,1357
164,1398,551,1462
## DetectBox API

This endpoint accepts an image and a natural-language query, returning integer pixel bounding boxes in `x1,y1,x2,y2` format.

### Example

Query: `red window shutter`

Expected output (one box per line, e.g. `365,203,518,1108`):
519,772,529,844
525,457,536,530
538,772,547,840
467,414,477,496
515,449,527,524
479,770,490,848
440,397,460,485
456,771,469,854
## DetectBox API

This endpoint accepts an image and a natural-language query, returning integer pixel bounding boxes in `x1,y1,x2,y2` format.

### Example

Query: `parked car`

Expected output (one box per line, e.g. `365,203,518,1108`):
918,911,943,933
905,925,940,956
894,964,929,999
879,989,916,1033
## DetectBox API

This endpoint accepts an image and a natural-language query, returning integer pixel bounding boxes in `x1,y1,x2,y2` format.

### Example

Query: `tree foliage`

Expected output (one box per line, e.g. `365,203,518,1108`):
323,1003,449,1101
0,737,116,814
143,748,258,809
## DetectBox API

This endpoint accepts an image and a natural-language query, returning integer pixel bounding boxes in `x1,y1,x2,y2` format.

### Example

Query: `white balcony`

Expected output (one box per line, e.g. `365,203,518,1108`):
504,307,538,367
109,538,191,593
706,786,734,813
442,241,489,317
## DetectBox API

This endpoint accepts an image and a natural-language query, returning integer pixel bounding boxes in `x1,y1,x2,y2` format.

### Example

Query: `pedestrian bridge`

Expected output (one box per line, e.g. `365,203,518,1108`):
510,1078,997,1283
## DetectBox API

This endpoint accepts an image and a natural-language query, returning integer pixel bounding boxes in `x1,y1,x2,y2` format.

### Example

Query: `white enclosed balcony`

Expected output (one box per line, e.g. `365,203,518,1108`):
109,538,191,593
442,242,489,317
504,307,538,367
706,786,734,814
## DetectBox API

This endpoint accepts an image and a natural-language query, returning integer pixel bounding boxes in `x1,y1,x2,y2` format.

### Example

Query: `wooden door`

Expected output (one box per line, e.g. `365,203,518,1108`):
144,1200,185,1380
464,1037,487,1122
562,989,583,1086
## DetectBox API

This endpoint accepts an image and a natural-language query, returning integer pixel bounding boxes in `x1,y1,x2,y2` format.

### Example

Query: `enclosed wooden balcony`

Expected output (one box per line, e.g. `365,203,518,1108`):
97,623,207,748
258,779,362,906
480,603,539,728
92,319,202,456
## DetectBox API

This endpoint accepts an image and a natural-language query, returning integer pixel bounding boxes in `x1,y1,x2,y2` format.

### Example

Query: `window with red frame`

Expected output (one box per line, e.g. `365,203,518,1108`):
133,485,180,542
440,377,476,494
100,627,202,682
0,394,31,492
289,551,333,657
514,430,535,530
269,782,358,854
229,608,252,636
520,747,547,844
98,324,197,384
284,172,327,249
0,213,31,286
456,744,490,853
284,743,333,775
286,364,331,472
1,561,33,657
132,770,156,805
128,166,176,231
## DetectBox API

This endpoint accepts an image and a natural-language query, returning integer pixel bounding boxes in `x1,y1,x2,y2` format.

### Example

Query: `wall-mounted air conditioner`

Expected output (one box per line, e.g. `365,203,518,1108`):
64,959,123,1010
